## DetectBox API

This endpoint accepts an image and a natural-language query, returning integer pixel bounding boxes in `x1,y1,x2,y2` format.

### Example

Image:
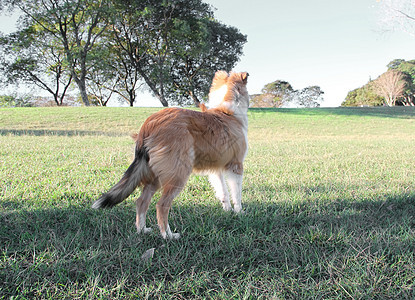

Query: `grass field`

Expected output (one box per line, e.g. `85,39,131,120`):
1,106,415,299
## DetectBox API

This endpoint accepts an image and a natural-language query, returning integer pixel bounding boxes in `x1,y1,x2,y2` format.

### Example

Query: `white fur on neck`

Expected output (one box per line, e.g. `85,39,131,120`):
208,84,228,108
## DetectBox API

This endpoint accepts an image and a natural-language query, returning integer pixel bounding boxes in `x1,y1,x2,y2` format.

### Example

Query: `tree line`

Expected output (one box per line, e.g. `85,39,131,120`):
342,59,415,107
0,0,246,107
250,80,324,108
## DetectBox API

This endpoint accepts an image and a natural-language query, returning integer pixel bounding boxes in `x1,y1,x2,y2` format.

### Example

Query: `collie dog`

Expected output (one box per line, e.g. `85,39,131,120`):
92,71,249,239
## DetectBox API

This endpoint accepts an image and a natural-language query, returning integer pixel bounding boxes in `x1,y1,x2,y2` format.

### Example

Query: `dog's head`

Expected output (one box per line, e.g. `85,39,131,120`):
208,71,249,116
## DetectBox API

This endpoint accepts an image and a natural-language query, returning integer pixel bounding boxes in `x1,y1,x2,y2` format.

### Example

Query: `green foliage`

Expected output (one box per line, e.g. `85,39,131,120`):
0,94,32,107
251,80,294,108
388,59,415,106
0,0,111,106
342,80,384,107
0,25,72,106
108,0,246,107
167,19,247,106
344,59,415,107
295,86,323,108
1,0,246,107
1,107,415,298
251,80,323,108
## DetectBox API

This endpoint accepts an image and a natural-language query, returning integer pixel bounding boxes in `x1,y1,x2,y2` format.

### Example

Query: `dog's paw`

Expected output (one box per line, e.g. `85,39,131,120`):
138,227,153,235
222,204,232,211
161,231,181,240
233,206,244,214
170,232,181,239
142,227,153,234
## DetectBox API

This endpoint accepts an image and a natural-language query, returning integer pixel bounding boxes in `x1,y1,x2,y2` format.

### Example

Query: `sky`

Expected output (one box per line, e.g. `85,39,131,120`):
1,0,415,107
204,0,415,106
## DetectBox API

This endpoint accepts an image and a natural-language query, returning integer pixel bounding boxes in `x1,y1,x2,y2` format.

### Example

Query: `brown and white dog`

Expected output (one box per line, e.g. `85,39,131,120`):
92,71,249,239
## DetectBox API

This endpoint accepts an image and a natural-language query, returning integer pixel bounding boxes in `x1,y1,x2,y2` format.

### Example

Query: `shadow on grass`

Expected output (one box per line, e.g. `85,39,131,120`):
1,191,414,298
249,106,415,119
0,128,124,137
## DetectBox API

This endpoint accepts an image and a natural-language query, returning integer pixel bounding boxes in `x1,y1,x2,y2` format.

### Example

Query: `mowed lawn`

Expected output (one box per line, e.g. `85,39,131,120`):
1,106,415,299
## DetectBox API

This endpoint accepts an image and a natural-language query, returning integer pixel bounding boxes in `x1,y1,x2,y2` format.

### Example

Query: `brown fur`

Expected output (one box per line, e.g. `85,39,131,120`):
92,71,249,239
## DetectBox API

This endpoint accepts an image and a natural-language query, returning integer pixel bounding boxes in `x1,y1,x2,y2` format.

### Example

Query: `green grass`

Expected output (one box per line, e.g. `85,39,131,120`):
1,106,415,299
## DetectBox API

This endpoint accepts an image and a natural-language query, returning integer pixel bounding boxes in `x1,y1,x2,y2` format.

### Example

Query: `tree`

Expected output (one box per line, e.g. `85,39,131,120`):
388,59,415,106
110,0,214,107
343,59,415,107
0,27,72,106
108,0,246,107
1,0,246,107
374,70,406,106
103,0,150,107
378,0,415,37
166,19,247,106
3,0,111,106
342,80,384,107
294,86,323,108
251,80,294,108
251,80,325,108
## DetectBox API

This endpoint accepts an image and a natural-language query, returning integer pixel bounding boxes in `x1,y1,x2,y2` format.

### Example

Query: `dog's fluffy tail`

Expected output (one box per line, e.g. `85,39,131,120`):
92,145,152,209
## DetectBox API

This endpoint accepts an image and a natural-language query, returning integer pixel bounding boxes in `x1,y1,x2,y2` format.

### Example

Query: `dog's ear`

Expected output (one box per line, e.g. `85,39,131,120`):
240,72,249,84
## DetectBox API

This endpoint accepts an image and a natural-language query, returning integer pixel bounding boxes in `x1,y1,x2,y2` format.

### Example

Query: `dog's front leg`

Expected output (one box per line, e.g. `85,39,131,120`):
226,163,243,213
209,172,231,211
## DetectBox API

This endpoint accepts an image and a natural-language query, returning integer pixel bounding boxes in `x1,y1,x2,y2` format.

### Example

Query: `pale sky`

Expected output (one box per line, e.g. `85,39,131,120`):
206,0,415,106
1,1,415,107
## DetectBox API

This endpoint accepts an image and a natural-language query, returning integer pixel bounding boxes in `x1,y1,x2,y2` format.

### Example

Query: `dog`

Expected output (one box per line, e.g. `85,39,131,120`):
92,71,249,239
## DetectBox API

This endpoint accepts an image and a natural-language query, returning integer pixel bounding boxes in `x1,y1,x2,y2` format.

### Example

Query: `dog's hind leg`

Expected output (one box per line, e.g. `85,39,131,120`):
156,180,187,240
209,172,231,211
226,162,244,213
136,181,160,234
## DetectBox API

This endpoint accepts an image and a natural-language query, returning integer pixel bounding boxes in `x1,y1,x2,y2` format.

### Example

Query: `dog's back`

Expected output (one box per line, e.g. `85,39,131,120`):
138,108,246,175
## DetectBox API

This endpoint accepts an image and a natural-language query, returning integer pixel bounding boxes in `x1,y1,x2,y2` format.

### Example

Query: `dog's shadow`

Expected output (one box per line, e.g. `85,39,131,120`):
1,190,414,296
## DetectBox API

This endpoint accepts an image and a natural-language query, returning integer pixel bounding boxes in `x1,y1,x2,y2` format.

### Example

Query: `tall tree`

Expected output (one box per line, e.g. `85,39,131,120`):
2,0,246,107
107,0,159,106
3,0,110,106
251,80,294,108
0,26,72,106
108,0,246,107
251,80,324,108
388,59,415,106
167,19,247,106
294,86,323,108
374,70,406,106
130,0,214,107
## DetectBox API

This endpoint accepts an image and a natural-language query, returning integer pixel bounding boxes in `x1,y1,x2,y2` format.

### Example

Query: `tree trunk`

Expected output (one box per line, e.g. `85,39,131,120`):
128,89,135,107
75,77,90,106
138,70,169,107
189,90,200,107
155,94,169,107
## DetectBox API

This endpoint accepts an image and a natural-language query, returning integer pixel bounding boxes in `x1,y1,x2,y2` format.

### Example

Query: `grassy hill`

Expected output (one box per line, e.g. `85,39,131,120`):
1,107,415,298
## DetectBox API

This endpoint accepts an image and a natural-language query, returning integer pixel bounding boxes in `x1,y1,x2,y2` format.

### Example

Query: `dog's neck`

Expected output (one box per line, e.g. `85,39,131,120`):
208,81,249,131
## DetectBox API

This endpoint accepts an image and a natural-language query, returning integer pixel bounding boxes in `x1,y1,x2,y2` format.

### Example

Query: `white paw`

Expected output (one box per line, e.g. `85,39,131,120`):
233,206,243,214
170,232,181,239
222,204,232,211
161,232,181,240
137,227,153,234
142,227,153,234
